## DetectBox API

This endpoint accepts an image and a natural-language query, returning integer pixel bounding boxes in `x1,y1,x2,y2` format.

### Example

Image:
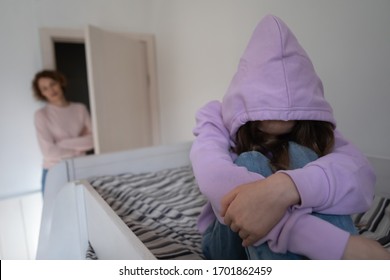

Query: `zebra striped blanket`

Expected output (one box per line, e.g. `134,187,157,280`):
85,165,390,259
353,196,390,251
86,165,207,259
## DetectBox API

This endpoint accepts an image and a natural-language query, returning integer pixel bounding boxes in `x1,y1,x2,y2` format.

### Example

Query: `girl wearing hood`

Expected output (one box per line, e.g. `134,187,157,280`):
190,15,389,259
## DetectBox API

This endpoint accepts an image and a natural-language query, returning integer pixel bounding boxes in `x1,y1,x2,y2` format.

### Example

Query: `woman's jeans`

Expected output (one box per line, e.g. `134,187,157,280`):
42,169,48,194
202,142,357,260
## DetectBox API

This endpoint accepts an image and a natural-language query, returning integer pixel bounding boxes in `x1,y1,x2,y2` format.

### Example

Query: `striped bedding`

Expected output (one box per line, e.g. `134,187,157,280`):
86,165,207,259
85,165,390,259
352,196,390,251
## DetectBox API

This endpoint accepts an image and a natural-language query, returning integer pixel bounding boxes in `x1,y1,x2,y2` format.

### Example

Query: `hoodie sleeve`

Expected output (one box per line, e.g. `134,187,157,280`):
190,101,262,223
250,206,350,259
269,212,350,259
281,129,375,214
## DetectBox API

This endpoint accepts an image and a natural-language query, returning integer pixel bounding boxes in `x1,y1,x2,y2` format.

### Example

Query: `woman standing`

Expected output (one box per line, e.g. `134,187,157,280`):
32,70,94,194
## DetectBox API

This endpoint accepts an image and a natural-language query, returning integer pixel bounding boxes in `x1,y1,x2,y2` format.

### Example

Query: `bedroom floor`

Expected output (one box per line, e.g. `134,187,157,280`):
0,192,42,259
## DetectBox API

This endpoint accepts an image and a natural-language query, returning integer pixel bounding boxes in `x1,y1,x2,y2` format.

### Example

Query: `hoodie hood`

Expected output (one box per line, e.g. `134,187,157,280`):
222,15,336,138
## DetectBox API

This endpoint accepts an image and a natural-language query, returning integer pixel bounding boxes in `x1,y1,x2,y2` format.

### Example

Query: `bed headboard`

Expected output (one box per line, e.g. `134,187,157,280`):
43,142,390,200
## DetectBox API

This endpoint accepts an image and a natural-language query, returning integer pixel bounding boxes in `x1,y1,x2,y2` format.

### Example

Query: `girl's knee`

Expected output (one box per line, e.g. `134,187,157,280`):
234,151,273,177
288,142,318,169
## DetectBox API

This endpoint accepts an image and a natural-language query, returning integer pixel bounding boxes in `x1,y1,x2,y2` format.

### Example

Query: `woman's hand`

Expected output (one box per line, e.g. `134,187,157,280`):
221,173,300,246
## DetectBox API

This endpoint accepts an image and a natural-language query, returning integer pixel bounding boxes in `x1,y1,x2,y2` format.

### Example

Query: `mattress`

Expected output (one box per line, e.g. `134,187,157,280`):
85,165,390,259
86,165,207,259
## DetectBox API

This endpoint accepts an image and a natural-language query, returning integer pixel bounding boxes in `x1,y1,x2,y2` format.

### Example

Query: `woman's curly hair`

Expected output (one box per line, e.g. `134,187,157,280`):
32,69,67,101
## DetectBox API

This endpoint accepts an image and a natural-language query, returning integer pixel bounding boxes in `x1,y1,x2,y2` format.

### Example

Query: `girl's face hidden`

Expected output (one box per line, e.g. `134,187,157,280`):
38,77,64,104
258,120,296,135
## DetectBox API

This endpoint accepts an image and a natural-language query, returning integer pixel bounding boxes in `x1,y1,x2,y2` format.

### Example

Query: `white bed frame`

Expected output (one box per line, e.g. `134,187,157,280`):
35,141,390,260
36,141,192,260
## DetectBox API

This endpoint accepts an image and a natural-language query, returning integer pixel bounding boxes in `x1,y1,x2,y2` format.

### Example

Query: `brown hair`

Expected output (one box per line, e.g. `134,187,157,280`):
234,120,335,171
32,70,67,101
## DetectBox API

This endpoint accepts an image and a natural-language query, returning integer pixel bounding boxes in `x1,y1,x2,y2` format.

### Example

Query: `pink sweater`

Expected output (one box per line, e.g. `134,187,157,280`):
34,102,94,169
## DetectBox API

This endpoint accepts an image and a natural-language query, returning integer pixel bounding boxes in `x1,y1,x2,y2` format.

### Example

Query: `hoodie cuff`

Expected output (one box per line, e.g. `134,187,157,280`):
287,214,350,259
279,165,330,210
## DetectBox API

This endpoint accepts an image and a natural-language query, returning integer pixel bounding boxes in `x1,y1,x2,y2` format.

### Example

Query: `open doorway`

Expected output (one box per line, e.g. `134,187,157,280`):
54,42,91,112
39,27,160,154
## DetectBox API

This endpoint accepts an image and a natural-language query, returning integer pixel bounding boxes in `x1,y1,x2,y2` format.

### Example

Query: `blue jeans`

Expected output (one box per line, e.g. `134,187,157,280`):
202,142,357,260
41,169,48,194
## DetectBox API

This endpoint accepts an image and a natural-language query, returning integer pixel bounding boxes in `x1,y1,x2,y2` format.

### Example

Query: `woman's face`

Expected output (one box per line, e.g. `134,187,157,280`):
38,77,64,104
258,120,296,135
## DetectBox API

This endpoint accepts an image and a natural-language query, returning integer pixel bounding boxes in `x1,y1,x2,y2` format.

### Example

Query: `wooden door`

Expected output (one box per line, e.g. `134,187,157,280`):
85,25,155,154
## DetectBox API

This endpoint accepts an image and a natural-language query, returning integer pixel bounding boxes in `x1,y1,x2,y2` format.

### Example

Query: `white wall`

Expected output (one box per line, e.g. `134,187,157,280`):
1,0,389,198
0,0,42,198
0,0,153,198
153,0,390,158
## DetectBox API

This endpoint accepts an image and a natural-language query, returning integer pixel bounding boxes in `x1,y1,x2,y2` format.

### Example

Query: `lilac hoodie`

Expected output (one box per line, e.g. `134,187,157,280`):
190,15,375,259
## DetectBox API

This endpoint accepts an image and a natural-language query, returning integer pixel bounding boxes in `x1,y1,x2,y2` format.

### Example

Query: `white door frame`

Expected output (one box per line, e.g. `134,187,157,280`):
39,27,161,147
